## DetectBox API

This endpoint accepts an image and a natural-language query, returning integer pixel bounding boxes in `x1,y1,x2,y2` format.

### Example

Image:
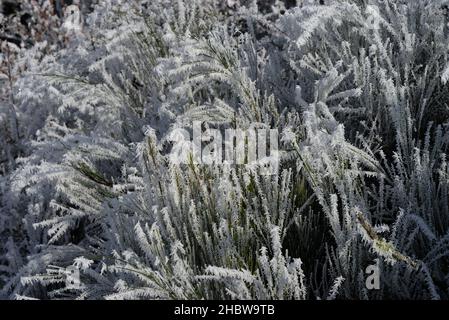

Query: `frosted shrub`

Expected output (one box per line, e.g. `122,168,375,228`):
1,0,449,300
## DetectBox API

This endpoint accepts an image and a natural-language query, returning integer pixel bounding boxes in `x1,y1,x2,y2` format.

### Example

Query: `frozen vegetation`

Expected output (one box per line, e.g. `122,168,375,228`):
1,0,449,299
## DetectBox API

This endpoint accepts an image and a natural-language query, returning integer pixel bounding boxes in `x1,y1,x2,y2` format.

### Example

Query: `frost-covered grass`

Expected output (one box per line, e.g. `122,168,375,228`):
1,0,449,300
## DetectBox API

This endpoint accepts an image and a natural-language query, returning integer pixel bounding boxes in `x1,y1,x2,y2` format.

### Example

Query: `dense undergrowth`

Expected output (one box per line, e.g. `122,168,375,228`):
1,0,449,299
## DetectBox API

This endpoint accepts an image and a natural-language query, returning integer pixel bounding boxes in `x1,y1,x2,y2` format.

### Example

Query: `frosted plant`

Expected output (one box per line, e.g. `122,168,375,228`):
277,0,449,299
2,0,449,300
